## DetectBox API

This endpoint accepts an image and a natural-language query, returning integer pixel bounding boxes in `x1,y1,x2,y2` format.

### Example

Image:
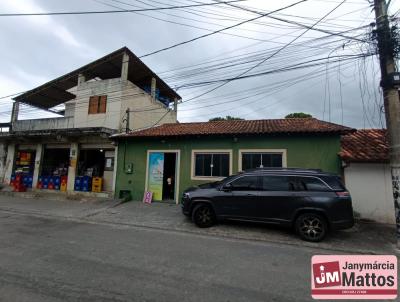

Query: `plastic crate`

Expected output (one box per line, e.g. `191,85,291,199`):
92,184,101,193
53,176,61,185
60,183,67,192
92,177,102,185
61,176,68,184
13,183,26,192
82,176,92,186
81,186,91,192
75,177,82,185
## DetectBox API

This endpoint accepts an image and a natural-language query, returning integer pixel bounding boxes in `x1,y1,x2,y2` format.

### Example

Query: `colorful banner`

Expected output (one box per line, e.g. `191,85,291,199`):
148,152,164,201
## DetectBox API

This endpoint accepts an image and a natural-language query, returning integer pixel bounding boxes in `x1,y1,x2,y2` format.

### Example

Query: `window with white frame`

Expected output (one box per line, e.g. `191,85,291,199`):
241,152,283,170
194,152,230,178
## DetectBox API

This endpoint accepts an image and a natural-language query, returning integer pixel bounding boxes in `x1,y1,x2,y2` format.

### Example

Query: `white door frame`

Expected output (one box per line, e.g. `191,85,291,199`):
145,150,181,204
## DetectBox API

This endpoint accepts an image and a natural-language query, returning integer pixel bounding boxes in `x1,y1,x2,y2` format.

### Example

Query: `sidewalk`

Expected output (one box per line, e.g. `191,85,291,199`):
89,201,398,254
0,193,118,219
0,195,397,254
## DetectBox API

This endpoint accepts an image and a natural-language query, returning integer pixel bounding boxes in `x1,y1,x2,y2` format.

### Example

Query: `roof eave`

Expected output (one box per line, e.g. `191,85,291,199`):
112,130,351,140
13,46,181,109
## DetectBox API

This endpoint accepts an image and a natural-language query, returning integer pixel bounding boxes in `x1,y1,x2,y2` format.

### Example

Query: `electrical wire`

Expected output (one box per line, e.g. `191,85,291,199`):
0,0,247,17
182,0,349,103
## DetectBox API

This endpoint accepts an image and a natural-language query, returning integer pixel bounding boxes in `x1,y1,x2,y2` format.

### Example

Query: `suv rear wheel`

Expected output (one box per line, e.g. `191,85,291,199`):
295,213,327,242
192,204,216,228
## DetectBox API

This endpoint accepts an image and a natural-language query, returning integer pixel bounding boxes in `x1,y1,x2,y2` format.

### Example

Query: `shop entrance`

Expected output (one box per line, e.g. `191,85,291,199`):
75,149,107,192
41,148,69,177
162,153,176,201
12,149,36,188
37,148,69,190
147,151,178,202
78,149,105,178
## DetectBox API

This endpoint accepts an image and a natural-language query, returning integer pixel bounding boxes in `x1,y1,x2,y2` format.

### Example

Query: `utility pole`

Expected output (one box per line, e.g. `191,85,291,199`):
125,108,130,134
373,0,400,247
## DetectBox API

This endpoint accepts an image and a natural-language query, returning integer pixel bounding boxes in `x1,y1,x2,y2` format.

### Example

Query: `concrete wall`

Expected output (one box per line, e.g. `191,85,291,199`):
344,163,395,224
12,78,176,134
12,117,74,132
64,101,75,118
73,78,176,131
115,134,342,202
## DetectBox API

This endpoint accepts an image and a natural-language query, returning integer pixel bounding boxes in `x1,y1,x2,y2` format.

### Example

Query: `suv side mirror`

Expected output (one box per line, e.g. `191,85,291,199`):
221,183,232,191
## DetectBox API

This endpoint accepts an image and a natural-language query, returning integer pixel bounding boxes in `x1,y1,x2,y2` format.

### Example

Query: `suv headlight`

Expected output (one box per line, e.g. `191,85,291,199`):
182,192,190,199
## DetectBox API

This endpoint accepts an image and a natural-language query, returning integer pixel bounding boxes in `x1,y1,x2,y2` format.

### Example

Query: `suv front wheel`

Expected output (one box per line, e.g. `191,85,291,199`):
192,204,216,228
295,213,327,242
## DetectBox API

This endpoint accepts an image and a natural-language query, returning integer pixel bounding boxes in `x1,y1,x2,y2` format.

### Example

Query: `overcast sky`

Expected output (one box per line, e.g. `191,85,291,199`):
0,0,399,128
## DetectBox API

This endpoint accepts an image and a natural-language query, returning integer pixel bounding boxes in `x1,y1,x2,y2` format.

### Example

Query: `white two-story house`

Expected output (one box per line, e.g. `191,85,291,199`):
0,47,181,195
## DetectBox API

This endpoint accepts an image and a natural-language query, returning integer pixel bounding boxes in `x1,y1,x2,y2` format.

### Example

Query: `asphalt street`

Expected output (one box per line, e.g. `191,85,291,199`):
0,209,321,302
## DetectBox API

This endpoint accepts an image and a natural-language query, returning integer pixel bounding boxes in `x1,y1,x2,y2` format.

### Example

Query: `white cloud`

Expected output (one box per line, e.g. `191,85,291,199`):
0,0,84,48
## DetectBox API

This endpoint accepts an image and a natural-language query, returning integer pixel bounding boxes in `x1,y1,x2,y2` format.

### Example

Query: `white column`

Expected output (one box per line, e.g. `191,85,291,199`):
121,53,129,81
151,77,156,101
67,143,79,192
173,97,179,111
11,102,19,128
3,143,16,184
77,73,86,87
112,145,118,197
0,142,7,183
32,144,43,189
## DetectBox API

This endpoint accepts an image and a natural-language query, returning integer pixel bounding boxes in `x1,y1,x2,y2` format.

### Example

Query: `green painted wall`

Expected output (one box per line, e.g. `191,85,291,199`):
115,134,341,202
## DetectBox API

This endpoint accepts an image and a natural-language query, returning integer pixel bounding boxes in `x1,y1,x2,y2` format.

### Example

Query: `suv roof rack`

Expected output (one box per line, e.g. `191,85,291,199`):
243,167,323,173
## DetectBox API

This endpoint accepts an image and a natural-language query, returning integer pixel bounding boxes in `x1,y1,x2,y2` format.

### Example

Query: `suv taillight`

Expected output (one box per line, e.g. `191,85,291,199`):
335,191,350,197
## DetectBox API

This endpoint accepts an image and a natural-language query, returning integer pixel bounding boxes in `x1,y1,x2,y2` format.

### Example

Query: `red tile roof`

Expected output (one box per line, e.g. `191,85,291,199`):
340,129,389,163
114,118,354,138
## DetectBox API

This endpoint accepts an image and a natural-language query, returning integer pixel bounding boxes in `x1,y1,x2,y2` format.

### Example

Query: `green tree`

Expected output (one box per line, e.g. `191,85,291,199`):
209,115,244,121
285,112,312,119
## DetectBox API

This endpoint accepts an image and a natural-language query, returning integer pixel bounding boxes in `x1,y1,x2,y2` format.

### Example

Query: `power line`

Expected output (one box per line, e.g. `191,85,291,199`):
138,0,310,58
176,53,371,90
0,0,313,108
218,0,367,43
178,58,358,120
0,49,371,119
0,0,246,17
183,0,349,103
94,0,320,44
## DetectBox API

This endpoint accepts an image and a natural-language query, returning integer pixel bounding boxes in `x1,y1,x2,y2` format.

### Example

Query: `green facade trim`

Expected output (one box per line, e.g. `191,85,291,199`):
115,134,342,202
